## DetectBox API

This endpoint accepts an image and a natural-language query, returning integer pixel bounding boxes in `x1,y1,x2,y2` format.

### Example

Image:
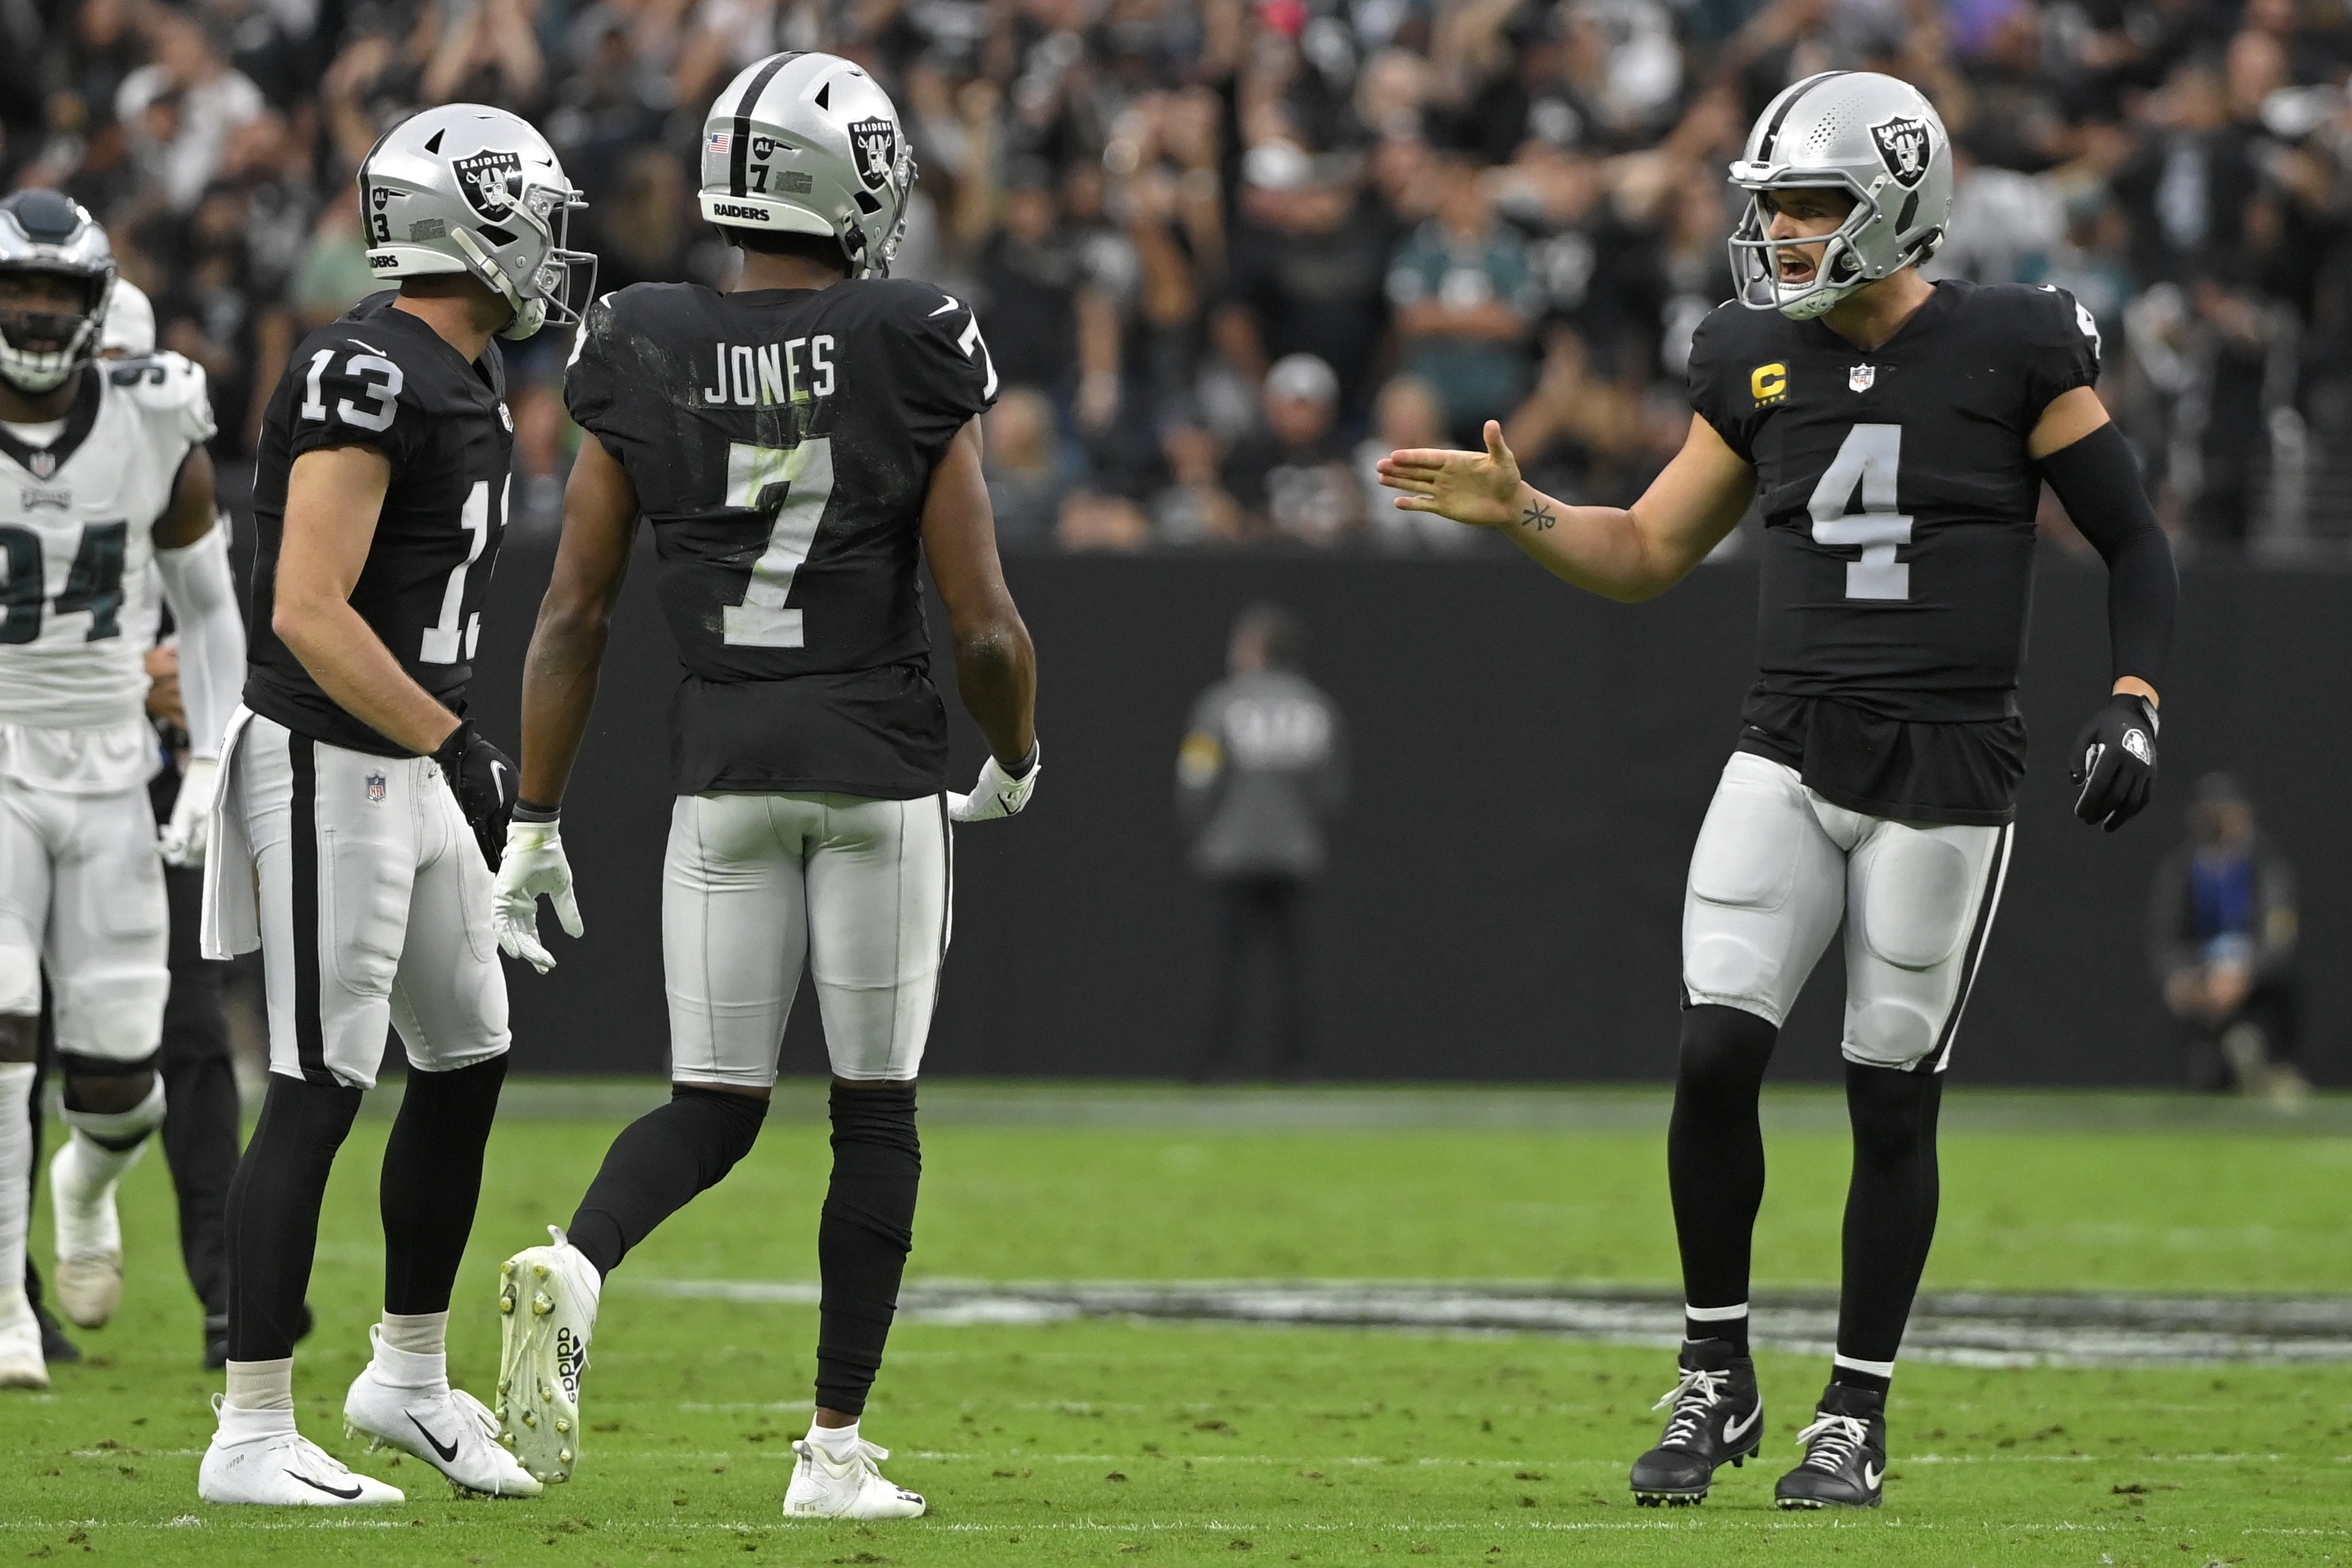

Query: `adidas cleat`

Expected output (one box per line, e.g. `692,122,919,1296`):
344,1327,542,1497
197,1397,404,1505
1629,1339,1763,1506
1775,1383,1888,1509
496,1226,600,1485
0,1292,50,1390
50,1137,140,1328
783,1435,926,1519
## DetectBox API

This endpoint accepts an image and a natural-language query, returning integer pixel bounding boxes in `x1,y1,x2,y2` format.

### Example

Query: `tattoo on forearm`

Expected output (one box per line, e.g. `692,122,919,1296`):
1521,500,1556,532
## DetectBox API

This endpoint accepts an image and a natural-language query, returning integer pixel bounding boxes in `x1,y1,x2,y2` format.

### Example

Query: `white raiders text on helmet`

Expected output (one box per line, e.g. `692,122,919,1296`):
0,190,116,394
359,103,593,340
697,52,916,279
1727,71,1954,321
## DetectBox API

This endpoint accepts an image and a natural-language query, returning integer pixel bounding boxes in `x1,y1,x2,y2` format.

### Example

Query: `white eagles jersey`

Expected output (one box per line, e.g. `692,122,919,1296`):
0,352,214,788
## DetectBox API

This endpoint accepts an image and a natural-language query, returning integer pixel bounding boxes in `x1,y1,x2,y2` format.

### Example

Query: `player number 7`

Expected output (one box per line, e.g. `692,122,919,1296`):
720,436,836,648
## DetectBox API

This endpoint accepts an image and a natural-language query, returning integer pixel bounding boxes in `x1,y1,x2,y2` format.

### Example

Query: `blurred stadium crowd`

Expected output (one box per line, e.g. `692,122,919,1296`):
5,0,2352,553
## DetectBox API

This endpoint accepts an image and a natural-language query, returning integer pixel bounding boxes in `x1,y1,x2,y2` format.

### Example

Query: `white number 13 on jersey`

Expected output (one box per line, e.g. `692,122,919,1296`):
721,436,835,647
1808,423,1913,601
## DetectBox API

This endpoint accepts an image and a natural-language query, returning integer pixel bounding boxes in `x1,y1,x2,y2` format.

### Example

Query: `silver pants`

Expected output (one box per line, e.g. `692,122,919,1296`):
663,791,951,1088
1681,752,2012,1072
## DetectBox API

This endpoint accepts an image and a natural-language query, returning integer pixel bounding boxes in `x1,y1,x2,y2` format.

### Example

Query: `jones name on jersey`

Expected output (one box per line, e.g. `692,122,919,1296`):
244,293,514,756
0,349,213,788
1687,280,2101,824
566,276,998,796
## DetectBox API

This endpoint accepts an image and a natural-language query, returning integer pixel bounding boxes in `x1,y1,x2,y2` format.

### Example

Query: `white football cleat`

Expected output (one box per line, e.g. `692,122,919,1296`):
197,1398,404,1505
0,1291,50,1390
496,1226,600,1484
50,1137,138,1328
783,1436,926,1520
343,1328,542,1497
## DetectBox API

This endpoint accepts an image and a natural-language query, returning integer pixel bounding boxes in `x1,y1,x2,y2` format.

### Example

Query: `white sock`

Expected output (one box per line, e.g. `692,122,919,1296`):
808,1420,861,1458
371,1316,449,1388
56,1078,165,1208
379,1309,448,1357
225,1356,295,1411
0,1063,33,1303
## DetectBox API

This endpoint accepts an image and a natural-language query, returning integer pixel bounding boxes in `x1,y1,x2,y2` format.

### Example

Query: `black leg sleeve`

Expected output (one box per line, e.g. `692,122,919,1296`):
379,1054,510,1316
159,864,240,1319
565,1085,770,1280
225,1074,363,1362
1835,1061,1945,1374
1668,1005,1778,1315
815,1081,920,1418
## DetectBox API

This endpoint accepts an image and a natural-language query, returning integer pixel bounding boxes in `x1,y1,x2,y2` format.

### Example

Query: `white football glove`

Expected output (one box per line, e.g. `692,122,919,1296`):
159,757,219,868
947,742,1041,823
493,816,583,973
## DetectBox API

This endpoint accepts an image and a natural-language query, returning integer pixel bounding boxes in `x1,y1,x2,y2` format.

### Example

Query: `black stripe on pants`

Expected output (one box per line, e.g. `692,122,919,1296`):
288,735,331,1085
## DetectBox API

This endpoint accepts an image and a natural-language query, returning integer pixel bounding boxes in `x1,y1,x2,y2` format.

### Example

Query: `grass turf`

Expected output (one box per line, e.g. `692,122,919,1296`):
4,1085,2349,1565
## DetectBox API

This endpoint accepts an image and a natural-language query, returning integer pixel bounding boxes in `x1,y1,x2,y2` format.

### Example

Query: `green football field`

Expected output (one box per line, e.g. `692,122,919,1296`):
5,1082,2351,1566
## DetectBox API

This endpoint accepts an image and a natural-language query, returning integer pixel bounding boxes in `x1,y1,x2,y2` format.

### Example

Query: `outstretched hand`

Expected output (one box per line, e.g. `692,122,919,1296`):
1375,420,1531,529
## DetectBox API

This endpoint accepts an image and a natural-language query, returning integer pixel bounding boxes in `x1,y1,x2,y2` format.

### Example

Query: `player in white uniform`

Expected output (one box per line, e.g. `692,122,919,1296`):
0,192,246,1387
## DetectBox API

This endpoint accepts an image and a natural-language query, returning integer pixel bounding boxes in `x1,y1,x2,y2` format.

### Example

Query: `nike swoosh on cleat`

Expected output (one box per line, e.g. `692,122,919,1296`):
408,1414,461,1463
1862,1463,1883,1489
288,1471,363,1500
1723,1406,1761,1444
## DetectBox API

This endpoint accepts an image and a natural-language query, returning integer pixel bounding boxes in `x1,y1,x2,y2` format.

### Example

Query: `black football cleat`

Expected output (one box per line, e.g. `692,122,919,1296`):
1629,1339,1764,1506
1775,1382,1888,1509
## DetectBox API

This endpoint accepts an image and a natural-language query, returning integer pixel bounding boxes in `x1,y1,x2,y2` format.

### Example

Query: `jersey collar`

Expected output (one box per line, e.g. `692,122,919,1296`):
0,368,102,480
1801,276,1954,359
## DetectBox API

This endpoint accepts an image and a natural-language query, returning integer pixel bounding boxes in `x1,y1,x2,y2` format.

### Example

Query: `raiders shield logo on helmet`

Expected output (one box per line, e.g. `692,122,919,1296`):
453,148,522,223
847,117,898,192
1870,116,1932,190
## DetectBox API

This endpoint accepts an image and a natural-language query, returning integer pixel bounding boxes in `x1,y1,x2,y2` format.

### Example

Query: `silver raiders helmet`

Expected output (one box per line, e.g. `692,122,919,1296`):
1727,71,1953,321
359,104,592,340
697,52,915,280
0,189,116,393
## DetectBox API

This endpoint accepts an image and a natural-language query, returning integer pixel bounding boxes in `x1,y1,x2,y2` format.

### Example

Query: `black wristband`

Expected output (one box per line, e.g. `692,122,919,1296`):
1004,742,1040,781
512,800,561,823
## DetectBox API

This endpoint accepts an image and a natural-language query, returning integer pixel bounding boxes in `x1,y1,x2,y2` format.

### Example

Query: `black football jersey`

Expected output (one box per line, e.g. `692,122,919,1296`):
566,277,998,796
1686,280,2100,822
246,293,512,755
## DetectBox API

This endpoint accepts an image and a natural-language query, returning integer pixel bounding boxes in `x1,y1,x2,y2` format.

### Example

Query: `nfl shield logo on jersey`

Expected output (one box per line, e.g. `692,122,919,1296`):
28,450,56,479
366,772,387,804
848,118,898,191
1849,365,1876,393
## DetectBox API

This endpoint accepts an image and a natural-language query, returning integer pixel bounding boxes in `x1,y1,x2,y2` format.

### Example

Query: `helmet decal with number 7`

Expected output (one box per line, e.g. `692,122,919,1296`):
1727,71,1954,321
357,104,595,342
696,52,917,280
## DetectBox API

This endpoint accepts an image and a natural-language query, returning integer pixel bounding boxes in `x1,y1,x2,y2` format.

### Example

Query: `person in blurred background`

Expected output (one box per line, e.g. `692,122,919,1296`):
1222,353,1359,544
1179,604,1348,1082
2148,772,2309,1104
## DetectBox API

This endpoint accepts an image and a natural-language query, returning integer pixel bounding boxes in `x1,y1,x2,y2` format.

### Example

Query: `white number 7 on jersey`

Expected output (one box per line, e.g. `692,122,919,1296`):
721,436,836,647
1808,423,1912,600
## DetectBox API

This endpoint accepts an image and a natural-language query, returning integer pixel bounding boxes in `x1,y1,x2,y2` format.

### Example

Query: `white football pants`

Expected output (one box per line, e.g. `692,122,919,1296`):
225,713,508,1090
664,791,950,1088
1681,751,2012,1072
0,773,167,1066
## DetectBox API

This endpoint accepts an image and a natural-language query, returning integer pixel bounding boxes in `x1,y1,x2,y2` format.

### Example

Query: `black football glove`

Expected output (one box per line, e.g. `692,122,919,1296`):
432,721,519,870
2068,693,2158,832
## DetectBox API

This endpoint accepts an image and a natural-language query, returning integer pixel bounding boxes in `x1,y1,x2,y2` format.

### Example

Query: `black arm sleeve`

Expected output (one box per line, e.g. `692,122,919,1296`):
2037,421,2176,691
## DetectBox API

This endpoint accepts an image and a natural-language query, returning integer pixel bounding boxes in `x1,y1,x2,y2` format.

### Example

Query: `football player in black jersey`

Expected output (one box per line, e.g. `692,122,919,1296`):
194,105,593,1506
1381,72,2174,1511
486,54,1036,1520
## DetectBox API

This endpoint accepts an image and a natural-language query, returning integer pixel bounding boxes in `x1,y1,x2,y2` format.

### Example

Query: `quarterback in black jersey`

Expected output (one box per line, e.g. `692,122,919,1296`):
195,105,589,1507
487,53,1037,1520
1381,72,2174,1511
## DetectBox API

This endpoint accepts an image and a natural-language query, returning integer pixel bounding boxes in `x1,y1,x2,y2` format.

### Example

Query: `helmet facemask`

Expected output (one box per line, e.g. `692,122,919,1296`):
0,272,110,393
1728,178,1884,322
